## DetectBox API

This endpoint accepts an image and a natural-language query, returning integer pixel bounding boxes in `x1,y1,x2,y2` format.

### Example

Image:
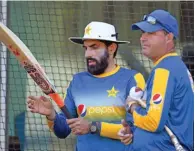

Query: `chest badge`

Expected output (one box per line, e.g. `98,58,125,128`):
107,86,119,97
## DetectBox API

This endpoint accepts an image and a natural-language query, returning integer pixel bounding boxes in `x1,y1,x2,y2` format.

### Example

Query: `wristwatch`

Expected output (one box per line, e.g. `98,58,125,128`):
90,122,98,134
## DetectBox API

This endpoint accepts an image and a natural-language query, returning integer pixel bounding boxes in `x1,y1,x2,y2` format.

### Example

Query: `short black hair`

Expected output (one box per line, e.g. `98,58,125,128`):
100,40,119,58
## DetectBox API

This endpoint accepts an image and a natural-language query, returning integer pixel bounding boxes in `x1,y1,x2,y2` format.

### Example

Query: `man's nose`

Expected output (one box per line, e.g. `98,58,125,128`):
85,48,94,58
140,32,148,41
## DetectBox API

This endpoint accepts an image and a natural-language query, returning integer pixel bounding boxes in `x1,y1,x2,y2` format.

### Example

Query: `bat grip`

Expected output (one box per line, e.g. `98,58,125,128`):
171,136,186,151
165,126,186,151
48,93,72,119
60,105,72,119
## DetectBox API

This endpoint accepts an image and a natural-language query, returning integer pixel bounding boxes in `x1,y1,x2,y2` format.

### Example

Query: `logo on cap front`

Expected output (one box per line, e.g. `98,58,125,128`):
152,94,162,104
84,26,92,35
78,104,87,117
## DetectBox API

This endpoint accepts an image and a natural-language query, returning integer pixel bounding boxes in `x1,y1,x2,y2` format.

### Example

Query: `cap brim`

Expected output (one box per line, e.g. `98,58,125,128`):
69,37,130,45
131,21,165,33
69,37,84,44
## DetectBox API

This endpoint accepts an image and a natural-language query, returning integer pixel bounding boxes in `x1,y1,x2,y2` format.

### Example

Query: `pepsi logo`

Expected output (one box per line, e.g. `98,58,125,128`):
152,94,162,104
78,104,87,117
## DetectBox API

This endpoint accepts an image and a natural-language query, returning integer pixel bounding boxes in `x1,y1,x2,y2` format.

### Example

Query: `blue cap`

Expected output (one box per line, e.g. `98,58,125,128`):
131,9,179,38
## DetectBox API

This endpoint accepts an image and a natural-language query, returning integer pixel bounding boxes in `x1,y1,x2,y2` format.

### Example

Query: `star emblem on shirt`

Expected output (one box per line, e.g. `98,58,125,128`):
107,86,119,97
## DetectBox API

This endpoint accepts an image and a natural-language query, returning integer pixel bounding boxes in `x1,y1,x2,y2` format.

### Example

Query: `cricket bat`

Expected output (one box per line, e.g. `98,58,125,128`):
0,22,72,119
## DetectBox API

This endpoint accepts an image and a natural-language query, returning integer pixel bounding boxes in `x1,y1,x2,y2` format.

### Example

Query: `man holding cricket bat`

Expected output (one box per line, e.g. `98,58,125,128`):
27,21,145,151
118,9,194,151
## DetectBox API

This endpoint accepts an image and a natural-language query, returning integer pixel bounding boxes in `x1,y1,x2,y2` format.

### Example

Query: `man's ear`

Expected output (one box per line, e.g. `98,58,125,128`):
166,33,174,43
108,43,117,56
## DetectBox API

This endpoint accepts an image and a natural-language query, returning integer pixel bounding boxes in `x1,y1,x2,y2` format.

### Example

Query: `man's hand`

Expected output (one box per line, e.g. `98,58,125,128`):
27,96,56,121
126,86,144,114
66,118,90,135
118,119,133,145
129,86,143,100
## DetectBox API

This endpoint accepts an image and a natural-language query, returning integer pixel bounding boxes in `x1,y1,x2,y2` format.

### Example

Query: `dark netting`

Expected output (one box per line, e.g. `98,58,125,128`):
0,1,193,150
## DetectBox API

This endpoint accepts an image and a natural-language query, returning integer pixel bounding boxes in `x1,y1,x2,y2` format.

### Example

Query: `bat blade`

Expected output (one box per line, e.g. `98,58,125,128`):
0,22,72,119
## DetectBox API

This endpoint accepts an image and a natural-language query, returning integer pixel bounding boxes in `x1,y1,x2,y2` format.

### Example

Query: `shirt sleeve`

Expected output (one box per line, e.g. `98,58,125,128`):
100,122,123,139
133,72,146,90
133,68,174,132
64,78,78,118
47,77,78,138
126,72,146,132
100,72,146,139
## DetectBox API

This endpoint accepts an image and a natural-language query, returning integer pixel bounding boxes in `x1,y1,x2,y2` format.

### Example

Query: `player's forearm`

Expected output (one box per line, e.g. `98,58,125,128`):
128,103,140,114
131,105,161,132
127,103,155,132
47,113,71,138
46,109,56,121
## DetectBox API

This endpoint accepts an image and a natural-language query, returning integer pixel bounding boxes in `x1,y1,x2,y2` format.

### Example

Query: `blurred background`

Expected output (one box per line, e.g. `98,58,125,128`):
0,1,194,151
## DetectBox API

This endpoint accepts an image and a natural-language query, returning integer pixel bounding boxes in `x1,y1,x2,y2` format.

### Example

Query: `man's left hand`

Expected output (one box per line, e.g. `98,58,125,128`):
118,119,133,145
66,117,90,135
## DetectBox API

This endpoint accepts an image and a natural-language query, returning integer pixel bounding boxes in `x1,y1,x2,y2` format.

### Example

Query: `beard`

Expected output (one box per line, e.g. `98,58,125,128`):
86,50,109,75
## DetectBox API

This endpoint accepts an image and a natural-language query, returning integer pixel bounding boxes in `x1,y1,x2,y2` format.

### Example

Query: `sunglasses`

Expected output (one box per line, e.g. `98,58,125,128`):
143,15,161,25
143,15,171,34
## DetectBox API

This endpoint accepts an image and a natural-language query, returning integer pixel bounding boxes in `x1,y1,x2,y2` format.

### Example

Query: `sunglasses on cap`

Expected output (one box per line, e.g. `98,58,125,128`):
143,15,162,25
142,15,170,33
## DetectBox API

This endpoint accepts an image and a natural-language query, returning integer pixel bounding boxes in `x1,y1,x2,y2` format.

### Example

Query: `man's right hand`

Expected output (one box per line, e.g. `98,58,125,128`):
27,96,56,121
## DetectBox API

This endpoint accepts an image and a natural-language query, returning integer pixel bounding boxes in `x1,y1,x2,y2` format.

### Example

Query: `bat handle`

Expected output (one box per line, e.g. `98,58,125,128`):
171,137,186,151
60,105,72,119
165,126,186,151
48,93,72,119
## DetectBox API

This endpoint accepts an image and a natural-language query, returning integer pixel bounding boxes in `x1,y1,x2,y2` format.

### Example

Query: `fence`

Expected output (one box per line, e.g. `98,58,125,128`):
0,1,194,151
